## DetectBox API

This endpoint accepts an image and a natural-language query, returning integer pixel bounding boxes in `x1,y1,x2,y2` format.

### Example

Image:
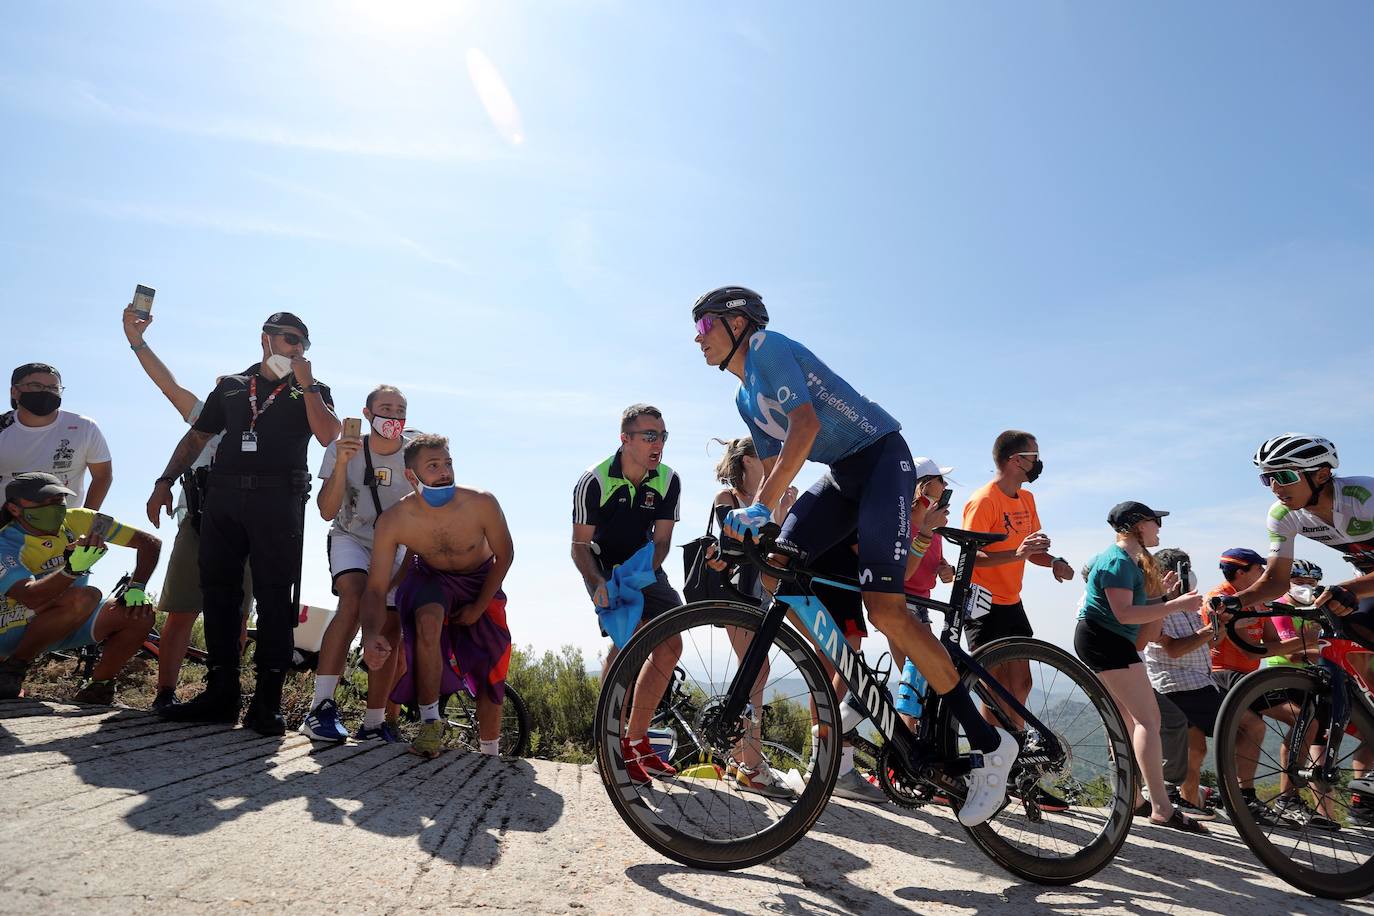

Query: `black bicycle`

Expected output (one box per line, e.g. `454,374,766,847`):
1213,598,1374,899
596,524,1133,881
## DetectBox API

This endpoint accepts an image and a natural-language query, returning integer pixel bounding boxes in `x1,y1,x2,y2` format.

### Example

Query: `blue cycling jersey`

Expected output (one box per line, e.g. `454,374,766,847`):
734,330,900,466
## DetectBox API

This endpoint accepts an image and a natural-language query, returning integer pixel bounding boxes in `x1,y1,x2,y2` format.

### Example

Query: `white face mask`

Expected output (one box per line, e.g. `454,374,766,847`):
371,416,405,440
264,353,294,379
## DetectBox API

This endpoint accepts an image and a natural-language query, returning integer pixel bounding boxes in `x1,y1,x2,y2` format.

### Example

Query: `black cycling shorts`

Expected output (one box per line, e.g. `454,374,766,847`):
801,540,868,638
1073,618,1141,673
965,600,1034,651
779,432,915,595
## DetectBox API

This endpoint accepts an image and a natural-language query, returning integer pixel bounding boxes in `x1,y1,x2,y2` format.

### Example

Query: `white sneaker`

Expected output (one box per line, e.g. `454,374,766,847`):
958,728,1018,827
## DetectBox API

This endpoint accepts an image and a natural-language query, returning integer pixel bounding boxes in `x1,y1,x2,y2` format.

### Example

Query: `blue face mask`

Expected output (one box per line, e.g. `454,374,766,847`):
418,480,456,507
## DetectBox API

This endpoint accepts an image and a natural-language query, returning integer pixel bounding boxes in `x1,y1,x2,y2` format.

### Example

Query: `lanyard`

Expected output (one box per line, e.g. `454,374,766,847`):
248,376,291,433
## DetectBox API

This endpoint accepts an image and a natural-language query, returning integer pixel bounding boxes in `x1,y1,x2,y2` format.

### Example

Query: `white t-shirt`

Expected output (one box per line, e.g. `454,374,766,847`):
318,434,414,547
0,409,111,507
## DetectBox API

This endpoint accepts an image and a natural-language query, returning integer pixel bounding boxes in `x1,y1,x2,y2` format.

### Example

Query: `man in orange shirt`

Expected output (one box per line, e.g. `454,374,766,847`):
962,431,1075,717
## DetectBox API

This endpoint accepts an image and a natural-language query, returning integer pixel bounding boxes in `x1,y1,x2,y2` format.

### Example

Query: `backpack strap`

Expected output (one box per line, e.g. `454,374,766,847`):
0,410,15,432
362,436,385,518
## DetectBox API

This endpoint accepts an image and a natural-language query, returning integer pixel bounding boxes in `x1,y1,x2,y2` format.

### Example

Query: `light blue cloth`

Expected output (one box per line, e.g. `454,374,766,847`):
597,540,658,648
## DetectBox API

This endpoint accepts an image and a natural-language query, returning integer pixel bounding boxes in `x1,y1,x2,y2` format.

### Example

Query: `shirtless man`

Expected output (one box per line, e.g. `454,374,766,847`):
361,433,515,758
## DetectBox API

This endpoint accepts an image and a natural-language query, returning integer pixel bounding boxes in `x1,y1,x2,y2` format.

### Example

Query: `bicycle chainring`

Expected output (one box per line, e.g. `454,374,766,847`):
876,743,938,809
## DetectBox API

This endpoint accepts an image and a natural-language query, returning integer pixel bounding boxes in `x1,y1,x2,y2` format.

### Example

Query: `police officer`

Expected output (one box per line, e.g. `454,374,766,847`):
146,312,339,734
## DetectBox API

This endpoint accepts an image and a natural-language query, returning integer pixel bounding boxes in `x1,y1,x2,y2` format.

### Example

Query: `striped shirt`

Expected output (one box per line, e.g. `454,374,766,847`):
1144,609,1215,693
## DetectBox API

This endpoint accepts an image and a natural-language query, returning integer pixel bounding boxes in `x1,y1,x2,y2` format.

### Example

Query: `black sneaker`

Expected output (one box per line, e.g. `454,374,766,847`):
1246,796,1285,828
151,688,178,713
241,668,286,737
0,657,32,700
159,666,241,723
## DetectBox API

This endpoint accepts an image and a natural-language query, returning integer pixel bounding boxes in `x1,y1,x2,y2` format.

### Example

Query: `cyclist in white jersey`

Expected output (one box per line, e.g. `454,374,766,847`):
1217,434,1374,644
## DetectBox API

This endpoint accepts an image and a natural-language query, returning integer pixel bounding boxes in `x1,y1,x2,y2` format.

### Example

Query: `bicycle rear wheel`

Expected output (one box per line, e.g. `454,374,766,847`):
955,637,1134,885
596,600,841,870
441,684,531,758
1214,665,1374,899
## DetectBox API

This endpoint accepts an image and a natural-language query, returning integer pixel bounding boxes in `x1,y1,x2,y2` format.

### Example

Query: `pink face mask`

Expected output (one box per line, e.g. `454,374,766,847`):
371,416,405,440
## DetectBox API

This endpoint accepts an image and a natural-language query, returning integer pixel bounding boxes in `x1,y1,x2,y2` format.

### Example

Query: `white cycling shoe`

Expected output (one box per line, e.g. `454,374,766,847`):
958,728,1019,827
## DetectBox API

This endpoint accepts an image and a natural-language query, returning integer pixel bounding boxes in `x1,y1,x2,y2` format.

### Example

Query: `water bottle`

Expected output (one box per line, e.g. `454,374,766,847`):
894,660,926,719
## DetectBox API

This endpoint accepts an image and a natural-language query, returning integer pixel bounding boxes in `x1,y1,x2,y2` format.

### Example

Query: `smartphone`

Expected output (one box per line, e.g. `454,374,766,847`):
132,284,156,320
342,417,363,439
934,488,953,513
1175,559,1192,596
87,513,116,544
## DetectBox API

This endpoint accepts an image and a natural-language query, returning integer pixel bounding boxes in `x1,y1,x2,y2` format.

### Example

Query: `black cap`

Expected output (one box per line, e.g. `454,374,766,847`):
11,362,61,386
263,312,310,342
1108,500,1170,530
5,472,76,504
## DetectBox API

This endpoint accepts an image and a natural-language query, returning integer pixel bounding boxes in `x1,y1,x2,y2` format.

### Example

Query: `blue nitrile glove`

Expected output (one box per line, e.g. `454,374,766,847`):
724,501,773,538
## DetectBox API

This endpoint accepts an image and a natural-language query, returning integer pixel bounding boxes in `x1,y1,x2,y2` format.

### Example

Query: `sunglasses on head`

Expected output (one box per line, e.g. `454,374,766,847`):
1260,469,1303,487
272,330,311,351
695,315,716,336
627,429,668,443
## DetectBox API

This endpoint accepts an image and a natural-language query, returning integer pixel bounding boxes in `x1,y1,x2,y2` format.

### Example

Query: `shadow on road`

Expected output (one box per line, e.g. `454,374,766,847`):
2,701,563,870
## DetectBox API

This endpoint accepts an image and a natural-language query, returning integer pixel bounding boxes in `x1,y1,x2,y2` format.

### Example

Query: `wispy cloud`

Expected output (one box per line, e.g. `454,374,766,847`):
2,77,507,163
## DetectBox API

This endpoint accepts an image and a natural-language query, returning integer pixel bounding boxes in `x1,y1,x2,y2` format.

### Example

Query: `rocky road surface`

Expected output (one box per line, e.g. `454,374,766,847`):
1,699,1371,914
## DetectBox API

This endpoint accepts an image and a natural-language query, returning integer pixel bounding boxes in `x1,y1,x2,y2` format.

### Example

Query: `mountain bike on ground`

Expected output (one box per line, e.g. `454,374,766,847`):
1212,598,1374,899
596,523,1134,882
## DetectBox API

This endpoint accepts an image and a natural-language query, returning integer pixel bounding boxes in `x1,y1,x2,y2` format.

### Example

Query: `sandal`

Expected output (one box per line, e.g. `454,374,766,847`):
1150,808,1209,834
1133,801,1151,818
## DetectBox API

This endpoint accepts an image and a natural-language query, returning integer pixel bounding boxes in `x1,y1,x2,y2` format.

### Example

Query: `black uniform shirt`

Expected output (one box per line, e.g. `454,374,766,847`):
194,365,333,474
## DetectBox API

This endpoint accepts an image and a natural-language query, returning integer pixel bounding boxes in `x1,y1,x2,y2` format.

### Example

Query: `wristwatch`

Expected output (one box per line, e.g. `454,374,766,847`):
306,383,322,393
155,475,176,486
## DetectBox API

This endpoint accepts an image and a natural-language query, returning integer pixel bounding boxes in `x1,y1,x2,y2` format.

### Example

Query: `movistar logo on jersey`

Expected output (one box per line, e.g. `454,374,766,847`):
1349,518,1374,538
1343,485,1373,504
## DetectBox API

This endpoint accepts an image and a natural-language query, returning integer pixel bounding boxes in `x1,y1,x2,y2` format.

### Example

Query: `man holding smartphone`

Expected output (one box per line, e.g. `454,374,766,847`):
147,313,339,735
0,473,161,704
300,385,411,744
123,304,253,711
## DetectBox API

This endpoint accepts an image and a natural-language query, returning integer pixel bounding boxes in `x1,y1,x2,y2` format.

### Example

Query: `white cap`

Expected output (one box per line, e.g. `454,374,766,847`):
911,457,957,484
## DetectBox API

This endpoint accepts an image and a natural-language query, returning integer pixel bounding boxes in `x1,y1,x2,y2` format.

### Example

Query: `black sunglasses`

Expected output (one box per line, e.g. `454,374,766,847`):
273,331,311,351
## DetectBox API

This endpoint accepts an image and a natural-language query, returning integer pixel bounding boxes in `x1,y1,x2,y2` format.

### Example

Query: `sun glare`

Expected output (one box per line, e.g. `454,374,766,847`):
466,47,525,146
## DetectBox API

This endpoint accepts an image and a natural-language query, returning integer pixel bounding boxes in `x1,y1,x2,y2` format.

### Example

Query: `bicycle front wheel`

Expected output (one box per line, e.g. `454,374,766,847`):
956,637,1134,885
441,684,531,758
1214,665,1374,899
596,600,841,870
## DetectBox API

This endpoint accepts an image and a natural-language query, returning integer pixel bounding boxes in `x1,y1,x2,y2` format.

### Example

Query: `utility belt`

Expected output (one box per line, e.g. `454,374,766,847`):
208,469,312,493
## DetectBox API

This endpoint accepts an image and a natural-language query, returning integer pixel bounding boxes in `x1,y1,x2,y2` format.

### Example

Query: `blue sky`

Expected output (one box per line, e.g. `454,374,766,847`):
2,1,1372,665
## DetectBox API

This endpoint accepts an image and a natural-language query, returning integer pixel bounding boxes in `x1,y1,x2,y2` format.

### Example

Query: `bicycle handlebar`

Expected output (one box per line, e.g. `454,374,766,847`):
1212,595,1327,656
719,522,805,582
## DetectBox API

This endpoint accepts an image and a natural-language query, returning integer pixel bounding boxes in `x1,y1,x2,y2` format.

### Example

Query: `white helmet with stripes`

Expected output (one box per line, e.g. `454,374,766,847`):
1253,433,1339,471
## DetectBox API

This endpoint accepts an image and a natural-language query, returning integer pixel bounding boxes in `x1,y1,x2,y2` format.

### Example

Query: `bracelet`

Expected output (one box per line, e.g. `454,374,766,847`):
155,475,176,485
128,581,147,591
306,383,322,393
130,342,148,352
58,565,79,579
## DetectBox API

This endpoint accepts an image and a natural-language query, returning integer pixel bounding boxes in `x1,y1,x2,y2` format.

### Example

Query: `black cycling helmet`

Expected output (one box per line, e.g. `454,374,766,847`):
691,286,769,327
693,286,768,372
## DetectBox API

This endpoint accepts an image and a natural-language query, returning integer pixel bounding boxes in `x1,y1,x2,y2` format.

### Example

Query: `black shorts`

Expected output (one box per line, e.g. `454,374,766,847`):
804,541,868,639
1073,618,1140,673
1214,668,1301,713
778,432,915,595
965,600,1034,651
590,567,682,638
1161,685,1224,736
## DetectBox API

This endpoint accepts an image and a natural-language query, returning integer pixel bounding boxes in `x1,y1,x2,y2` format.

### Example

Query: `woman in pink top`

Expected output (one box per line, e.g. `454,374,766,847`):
894,459,957,727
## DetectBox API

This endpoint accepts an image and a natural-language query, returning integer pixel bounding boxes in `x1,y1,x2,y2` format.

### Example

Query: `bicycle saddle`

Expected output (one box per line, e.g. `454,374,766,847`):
934,526,1008,549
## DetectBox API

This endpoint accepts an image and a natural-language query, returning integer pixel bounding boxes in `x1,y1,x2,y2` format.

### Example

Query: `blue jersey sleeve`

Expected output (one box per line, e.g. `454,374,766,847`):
0,548,32,596
748,332,812,415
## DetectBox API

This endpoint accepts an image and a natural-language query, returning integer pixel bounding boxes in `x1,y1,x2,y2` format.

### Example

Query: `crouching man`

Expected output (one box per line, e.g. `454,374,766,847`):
0,473,161,703
361,434,514,758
